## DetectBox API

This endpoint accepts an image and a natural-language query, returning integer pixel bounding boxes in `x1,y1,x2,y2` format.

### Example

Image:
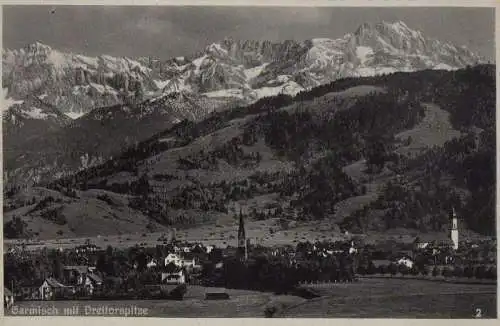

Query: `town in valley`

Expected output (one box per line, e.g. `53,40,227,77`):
2,5,497,318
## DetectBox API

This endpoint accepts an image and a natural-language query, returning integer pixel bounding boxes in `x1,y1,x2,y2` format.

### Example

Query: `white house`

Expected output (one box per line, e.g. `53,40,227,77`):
161,270,186,285
396,257,414,269
165,253,182,267
84,274,103,296
4,288,14,309
416,242,430,249
147,258,158,268
39,278,67,300
348,241,358,255
180,256,201,270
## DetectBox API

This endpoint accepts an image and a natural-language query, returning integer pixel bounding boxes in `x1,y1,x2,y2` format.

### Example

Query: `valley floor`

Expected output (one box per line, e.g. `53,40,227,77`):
5,279,496,318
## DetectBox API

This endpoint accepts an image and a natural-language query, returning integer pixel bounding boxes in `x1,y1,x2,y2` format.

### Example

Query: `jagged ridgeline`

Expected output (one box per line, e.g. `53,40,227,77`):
4,65,494,239
3,21,488,190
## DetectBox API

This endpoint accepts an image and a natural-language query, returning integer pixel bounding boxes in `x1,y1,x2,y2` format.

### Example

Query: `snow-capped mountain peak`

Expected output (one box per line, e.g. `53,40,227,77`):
3,21,486,122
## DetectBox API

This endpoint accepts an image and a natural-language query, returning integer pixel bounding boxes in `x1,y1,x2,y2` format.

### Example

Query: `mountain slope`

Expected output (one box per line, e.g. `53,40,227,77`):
5,65,492,240
3,90,239,187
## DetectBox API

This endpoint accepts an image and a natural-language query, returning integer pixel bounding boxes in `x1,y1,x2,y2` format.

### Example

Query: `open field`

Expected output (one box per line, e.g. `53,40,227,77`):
6,279,496,318
279,278,497,318
5,219,489,252
395,103,462,156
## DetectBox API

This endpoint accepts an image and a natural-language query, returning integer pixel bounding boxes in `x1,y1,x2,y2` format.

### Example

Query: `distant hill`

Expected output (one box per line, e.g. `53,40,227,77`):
4,64,495,239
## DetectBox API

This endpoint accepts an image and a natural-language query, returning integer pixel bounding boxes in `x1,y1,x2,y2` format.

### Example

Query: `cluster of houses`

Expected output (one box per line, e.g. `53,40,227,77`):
4,210,496,303
6,239,215,301
10,265,104,301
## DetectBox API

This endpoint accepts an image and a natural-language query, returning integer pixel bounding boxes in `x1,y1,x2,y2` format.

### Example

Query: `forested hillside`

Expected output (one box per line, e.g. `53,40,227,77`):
5,65,495,239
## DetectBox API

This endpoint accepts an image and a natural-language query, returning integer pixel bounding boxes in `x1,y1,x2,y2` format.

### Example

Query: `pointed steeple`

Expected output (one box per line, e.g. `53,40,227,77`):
237,208,247,260
450,206,459,250
238,208,246,244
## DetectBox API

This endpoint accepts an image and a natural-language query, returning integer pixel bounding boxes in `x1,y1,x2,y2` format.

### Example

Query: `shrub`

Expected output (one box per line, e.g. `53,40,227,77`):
398,265,409,276
388,263,398,276
264,306,278,318
442,267,452,277
464,266,474,278
41,207,67,225
453,266,464,278
486,266,497,280
366,262,376,275
97,194,115,206
378,265,388,275
475,266,486,279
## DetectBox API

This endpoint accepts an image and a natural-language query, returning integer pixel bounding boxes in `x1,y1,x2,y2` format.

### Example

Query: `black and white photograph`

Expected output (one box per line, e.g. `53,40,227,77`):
1,3,497,319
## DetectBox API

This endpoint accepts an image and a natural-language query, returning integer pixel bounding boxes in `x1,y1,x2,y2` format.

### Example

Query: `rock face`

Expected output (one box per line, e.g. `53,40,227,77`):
3,21,484,120
1,20,486,188
2,42,155,118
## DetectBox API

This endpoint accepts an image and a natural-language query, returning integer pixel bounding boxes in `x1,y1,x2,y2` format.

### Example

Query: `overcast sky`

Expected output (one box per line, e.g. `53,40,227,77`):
3,6,495,61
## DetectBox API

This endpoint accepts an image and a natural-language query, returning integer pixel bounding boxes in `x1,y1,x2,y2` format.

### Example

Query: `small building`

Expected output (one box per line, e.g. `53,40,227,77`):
75,244,100,254
416,242,430,250
147,258,159,268
39,278,68,300
63,265,91,285
205,291,229,300
165,253,182,267
4,288,14,309
396,257,414,269
84,274,103,296
161,268,186,285
180,253,201,270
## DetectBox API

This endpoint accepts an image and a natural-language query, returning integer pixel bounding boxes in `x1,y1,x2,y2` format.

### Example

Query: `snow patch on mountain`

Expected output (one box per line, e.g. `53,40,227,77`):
192,55,208,75
356,46,374,64
244,63,269,80
254,81,304,98
3,22,486,120
154,79,170,89
1,88,24,112
203,88,246,99
65,111,86,119
21,106,57,120
433,63,457,71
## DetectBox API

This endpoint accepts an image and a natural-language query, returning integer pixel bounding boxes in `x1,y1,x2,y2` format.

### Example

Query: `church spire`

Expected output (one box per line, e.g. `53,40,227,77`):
450,206,459,250
238,208,247,260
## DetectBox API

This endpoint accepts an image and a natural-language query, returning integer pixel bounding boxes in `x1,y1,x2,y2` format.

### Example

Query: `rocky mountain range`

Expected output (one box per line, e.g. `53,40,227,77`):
3,64,495,240
1,20,490,213
3,21,484,120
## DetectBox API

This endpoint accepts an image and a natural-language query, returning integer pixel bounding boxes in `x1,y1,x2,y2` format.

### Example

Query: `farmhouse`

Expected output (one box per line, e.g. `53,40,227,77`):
161,267,186,285
164,253,182,267
396,257,414,269
180,253,201,270
84,274,103,295
75,244,100,254
63,265,93,285
4,288,14,308
147,258,159,268
39,277,68,300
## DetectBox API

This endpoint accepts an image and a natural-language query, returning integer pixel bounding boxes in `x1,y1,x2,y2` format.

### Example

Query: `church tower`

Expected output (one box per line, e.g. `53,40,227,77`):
450,207,459,250
238,209,248,260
